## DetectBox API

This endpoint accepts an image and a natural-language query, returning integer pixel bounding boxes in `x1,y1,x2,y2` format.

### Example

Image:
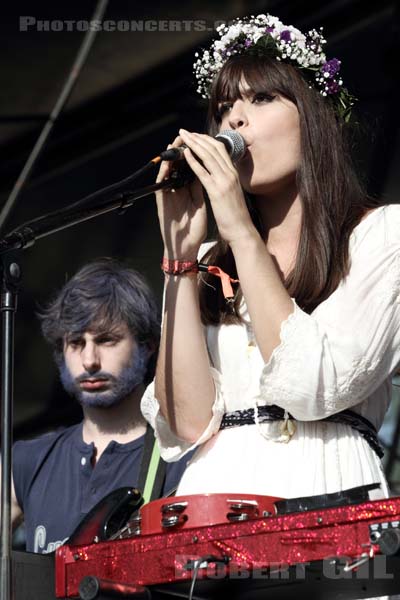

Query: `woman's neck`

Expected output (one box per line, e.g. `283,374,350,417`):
254,183,302,248
251,183,302,281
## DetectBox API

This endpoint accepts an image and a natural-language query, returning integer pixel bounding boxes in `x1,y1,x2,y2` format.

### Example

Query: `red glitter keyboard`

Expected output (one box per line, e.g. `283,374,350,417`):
55,494,400,599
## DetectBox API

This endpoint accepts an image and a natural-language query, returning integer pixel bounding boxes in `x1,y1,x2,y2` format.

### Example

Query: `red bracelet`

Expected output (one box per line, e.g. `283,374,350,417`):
161,257,199,275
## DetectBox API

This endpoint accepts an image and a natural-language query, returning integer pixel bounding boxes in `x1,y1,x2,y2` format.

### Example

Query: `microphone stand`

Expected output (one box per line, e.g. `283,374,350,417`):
0,166,188,600
0,256,20,600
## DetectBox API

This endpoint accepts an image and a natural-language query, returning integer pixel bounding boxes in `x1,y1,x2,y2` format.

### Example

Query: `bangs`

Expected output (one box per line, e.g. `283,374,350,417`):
87,312,123,337
208,55,298,127
60,285,126,339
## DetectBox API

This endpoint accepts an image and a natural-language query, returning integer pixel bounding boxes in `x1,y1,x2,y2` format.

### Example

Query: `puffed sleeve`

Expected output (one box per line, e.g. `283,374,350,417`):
141,368,226,461
259,207,400,420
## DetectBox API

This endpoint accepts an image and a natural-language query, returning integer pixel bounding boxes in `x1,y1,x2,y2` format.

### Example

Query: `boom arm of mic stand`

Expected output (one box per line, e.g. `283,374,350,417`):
0,173,185,256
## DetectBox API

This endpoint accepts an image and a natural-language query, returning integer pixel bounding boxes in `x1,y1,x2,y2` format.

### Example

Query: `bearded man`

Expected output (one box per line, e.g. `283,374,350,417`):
7,259,189,553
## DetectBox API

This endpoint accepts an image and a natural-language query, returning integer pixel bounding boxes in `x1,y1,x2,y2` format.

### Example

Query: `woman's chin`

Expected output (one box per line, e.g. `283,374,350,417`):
240,171,298,198
241,177,271,196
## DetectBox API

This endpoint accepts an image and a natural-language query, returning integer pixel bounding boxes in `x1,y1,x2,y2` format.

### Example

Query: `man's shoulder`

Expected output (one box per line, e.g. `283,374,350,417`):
12,423,83,507
13,423,81,456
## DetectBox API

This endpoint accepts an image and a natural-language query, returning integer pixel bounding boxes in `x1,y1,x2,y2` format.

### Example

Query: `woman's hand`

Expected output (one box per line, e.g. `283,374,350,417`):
155,134,207,260
178,129,256,245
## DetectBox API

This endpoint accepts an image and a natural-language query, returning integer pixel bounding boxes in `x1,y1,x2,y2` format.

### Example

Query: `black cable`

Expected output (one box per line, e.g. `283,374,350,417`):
184,555,230,600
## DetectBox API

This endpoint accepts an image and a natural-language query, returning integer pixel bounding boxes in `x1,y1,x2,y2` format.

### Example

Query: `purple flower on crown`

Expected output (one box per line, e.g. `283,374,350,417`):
325,79,340,94
280,30,292,42
321,58,341,78
244,39,252,48
222,44,236,57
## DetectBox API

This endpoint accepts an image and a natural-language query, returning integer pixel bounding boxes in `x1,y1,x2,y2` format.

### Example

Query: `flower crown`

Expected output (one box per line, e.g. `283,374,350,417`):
193,14,355,121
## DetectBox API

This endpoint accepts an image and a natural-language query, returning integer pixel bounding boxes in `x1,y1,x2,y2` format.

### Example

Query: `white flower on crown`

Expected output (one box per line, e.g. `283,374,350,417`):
289,26,306,42
213,41,224,51
222,24,242,42
265,15,283,28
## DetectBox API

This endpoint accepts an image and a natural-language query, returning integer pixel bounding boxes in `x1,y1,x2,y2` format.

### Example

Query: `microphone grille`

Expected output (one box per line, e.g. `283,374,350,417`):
216,130,246,162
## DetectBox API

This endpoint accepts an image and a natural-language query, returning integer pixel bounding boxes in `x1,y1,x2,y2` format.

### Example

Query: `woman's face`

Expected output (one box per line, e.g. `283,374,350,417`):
217,81,301,197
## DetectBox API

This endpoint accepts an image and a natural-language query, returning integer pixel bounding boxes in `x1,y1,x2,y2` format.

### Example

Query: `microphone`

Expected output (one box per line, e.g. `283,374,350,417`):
160,130,246,163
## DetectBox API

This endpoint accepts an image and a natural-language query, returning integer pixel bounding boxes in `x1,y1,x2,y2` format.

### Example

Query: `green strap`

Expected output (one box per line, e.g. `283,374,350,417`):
142,440,161,505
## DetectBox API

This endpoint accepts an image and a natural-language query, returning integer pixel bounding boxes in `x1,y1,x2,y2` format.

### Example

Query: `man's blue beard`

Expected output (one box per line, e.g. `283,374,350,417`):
59,346,149,409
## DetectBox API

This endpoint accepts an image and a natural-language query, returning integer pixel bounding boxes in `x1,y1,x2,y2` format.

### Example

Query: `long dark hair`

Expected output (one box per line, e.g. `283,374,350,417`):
199,54,380,324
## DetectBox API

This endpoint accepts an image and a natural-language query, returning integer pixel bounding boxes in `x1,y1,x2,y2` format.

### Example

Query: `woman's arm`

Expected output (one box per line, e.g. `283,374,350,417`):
153,135,215,441
155,273,215,442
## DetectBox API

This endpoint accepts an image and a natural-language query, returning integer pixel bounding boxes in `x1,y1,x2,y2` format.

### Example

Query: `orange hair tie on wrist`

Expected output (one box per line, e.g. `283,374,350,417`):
198,263,239,300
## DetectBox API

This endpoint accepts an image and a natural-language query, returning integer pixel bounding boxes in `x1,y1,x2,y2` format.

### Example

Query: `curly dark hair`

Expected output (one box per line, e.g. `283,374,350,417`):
37,258,160,383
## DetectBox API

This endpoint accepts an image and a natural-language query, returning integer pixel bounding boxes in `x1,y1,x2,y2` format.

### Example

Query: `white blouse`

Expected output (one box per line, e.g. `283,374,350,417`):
142,204,400,499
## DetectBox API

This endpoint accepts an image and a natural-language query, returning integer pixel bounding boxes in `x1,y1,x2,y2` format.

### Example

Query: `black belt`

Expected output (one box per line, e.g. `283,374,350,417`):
219,405,384,458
